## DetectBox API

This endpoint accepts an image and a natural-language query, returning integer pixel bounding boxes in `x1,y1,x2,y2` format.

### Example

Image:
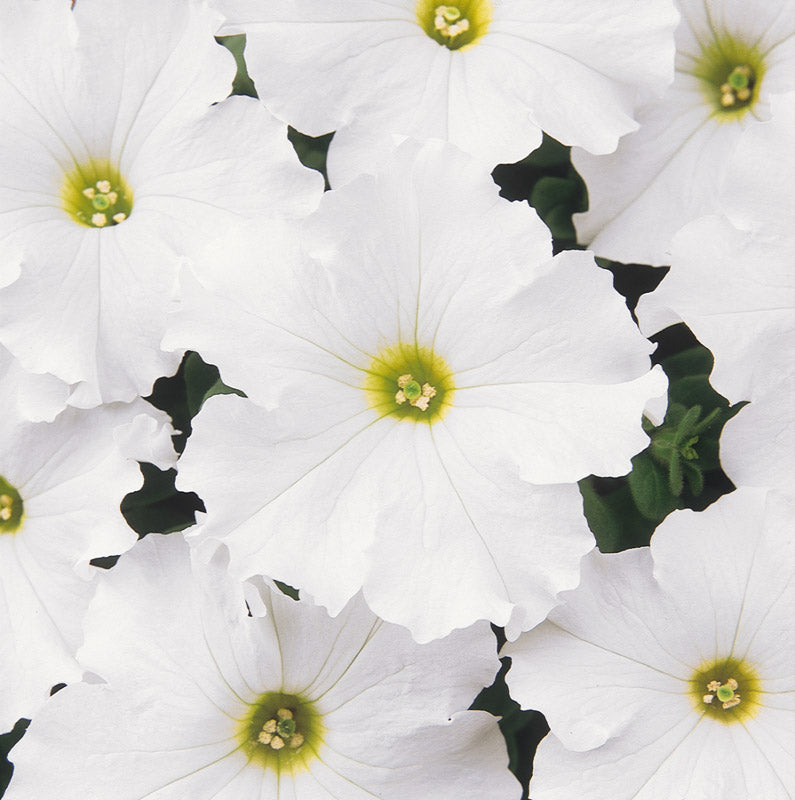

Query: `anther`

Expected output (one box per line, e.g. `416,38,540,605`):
0,494,12,522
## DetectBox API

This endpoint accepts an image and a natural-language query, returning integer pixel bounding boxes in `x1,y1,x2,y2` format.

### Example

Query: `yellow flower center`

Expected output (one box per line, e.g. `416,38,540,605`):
362,342,455,424
61,159,133,228
416,0,492,50
0,476,23,534
690,656,761,724
239,692,324,773
688,33,765,119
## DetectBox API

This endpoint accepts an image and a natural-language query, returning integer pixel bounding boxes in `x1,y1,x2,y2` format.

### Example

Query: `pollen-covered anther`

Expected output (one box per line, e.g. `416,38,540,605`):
434,5,469,39
703,677,741,710
256,709,306,752
720,65,754,107
96,180,111,193
394,374,437,411
112,213,127,224
91,213,107,227
0,494,12,522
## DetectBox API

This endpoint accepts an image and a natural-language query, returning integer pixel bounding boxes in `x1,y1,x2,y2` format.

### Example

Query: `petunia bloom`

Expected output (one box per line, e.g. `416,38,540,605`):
164,140,666,642
635,92,795,403
0,0,322,407
0,397,174,731
6,534,520,800
504,488,795,800
216,0,678,164
573,0,795,265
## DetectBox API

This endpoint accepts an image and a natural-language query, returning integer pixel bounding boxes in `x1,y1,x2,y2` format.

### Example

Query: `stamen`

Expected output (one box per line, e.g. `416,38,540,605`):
91,213,107,227
256,709,306,753
394,374,437,411
720,65,754,108
703,677,741,711
0,494,12,522
434,5,470,40
96,180,111,193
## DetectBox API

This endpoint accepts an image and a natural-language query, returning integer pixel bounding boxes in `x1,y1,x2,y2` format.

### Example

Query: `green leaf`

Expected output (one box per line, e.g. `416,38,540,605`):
683,460,705,496
0,718,29,795
288,127,334,189
628,453,677,521
121,465,203,536
668,452,684,497
183,351,243,419
216,34,258,99
529,176,581,240
579,476,659,550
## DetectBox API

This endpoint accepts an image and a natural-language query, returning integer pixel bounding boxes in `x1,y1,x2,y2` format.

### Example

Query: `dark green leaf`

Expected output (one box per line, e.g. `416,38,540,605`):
627,453,677,521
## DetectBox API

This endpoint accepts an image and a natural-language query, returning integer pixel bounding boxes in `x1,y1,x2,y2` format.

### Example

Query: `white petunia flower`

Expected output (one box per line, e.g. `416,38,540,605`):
0,0,322,408
635,92,795,402
0,398,175,732
720,375,795,498
216,0,678,164
504,488,795,800
573,0,795,265
5,534,520,800
164,140,667,642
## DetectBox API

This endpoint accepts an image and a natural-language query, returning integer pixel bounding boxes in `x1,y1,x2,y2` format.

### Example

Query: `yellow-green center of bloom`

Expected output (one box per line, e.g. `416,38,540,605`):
690,33,765,119
238,691,324,773
416,0,492,50
61,159,133,228
690,656,761,724
0,475,23,534
362,342,455,424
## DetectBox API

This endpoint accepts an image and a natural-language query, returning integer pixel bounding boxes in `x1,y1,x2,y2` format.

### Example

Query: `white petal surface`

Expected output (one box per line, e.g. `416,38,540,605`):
0,0,321,405
0,345,69,423
218,0,677,162
0,400,173,730
720,376,795,497
7,534,514,799
573,0,795,265
636,215,794,403
505,488,795,800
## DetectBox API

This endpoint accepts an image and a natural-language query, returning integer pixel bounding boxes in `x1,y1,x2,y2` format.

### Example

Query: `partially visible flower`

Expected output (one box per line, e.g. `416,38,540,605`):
216,0,678,164
6,534,519,800
635,92,795,402
0,0,322,407
573,0,795,265
165,140,666,642
504,488,794,800
0,398,174,731
720,375,795,499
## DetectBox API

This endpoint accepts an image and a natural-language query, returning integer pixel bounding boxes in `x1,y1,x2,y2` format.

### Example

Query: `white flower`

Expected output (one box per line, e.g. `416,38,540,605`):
216,0,678,164
6,533,519,800
0,398,174,731
635,92,795,402
0,0,322,408
720,375,795,498
164,140,666,642
573,0,795,265
504,488,795,800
